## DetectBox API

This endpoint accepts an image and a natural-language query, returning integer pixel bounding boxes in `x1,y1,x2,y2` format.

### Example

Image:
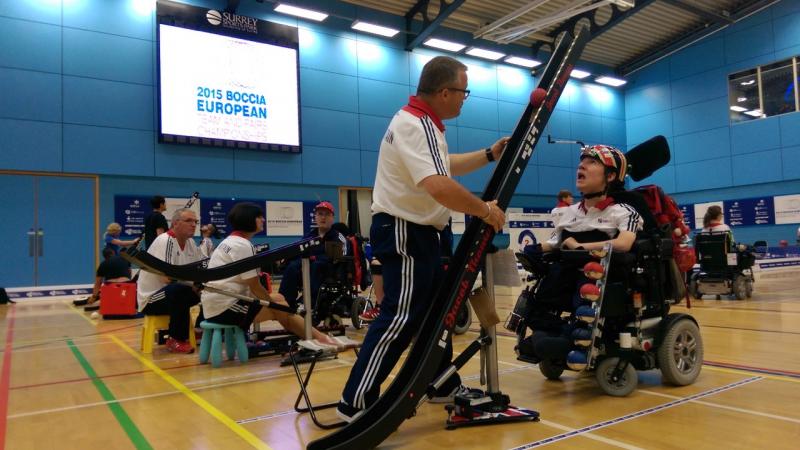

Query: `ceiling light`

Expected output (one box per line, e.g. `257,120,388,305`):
351,21,399,37
465,47,506,60
274,4,328,22
740,79,755,86
423,38,466,52
595,76,626,87
737,97,747,102
570,69,591,79
504,56,541,68
729,106,747,112
744,109,763,117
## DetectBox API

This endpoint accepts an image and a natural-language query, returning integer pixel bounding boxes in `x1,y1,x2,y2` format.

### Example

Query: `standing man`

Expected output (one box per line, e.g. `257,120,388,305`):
137,208,203,353
551,189,574,228
144,195,168,250
337,56,507,421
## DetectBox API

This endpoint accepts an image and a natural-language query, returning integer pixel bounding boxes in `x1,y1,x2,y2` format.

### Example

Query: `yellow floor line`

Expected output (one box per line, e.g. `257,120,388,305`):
108,335,272,450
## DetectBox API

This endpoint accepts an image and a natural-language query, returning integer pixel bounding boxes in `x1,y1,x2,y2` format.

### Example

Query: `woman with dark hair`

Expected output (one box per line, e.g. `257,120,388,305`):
201,202,339,345
701,205,731,233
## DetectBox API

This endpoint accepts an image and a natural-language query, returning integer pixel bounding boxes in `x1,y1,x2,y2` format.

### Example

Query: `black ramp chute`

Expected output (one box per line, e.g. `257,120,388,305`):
308,24,592,450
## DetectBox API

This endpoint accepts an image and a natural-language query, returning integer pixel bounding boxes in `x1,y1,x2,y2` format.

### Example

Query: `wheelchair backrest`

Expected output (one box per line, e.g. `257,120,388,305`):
695,232,731,271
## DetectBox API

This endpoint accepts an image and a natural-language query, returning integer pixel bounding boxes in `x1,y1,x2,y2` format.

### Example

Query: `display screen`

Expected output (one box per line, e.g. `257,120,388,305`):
157,22,301,152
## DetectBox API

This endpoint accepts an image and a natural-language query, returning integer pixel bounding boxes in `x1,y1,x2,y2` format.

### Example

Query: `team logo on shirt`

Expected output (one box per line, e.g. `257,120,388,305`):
384,130,394,144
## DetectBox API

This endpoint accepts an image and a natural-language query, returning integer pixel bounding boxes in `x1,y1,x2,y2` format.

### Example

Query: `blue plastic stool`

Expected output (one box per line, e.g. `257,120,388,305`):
198,321,249,368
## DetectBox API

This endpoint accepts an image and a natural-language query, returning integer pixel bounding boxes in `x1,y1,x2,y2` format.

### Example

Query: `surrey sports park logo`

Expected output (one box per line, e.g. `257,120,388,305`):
206,10,222,25
206,9,257,33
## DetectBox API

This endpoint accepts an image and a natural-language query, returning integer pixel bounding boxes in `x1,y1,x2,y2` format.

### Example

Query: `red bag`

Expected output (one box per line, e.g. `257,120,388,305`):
634,184,696,272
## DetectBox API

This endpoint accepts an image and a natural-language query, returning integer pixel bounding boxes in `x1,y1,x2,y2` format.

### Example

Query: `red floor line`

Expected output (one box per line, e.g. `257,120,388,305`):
0,307,18,450
10,361,203,391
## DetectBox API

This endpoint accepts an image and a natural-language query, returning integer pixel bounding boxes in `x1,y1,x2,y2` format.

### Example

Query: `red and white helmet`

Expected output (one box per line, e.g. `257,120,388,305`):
580,145,628,184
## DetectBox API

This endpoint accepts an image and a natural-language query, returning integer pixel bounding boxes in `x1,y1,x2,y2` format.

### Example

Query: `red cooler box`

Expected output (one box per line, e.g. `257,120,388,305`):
99,283,138,317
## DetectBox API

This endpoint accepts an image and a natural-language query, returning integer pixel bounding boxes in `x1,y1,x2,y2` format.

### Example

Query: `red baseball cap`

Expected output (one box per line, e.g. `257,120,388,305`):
315,201,335,214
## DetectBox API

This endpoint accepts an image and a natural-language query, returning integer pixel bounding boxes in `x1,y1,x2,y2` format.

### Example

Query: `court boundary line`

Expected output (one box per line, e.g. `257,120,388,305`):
507,376,762,449
66,339,153,450
0,307,16,450
108,335,274,450
638,388,800,424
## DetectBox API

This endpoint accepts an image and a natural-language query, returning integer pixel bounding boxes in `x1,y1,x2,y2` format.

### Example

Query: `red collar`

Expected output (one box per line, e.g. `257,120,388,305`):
402,96,445,132
166,230,186,251
708,222,723,228
579,196,615,213
556,201,571,208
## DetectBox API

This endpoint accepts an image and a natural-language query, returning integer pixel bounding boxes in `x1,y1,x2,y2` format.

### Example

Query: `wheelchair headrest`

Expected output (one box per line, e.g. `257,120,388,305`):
625,135,671,182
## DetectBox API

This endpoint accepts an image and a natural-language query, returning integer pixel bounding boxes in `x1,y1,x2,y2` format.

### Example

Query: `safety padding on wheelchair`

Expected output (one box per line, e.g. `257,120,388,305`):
199,321,249,368
99,283,137,317
140,315,197,354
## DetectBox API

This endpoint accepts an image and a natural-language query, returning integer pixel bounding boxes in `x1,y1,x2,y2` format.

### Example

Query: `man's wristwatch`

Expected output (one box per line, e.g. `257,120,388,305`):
485,147,495,162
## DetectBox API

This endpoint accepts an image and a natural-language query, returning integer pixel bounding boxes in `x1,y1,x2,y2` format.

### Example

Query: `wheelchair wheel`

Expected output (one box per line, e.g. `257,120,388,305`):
453,301,473,335
350,296,368,330
595,357,638,397
657,318,703,386
733,276,747,300
539,359,565,380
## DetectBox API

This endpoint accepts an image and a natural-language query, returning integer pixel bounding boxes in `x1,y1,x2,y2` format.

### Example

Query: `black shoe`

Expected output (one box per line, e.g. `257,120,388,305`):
73,298,89,306
84,304,100,312
335,401,364,423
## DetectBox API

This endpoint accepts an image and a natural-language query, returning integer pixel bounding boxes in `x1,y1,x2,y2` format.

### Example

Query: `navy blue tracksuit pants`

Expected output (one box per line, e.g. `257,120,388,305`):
341,213,459,411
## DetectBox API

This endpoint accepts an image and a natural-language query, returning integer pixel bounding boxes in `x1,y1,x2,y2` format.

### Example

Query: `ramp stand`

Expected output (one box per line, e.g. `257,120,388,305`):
290,255,359,429
444,251,539,429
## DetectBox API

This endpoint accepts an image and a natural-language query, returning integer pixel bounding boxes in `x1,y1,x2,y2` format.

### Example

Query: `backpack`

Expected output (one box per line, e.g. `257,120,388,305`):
633,184,696,272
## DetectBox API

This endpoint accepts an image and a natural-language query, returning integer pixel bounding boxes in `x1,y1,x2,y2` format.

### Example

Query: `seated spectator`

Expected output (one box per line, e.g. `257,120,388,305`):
82,247,133,311
278,201,347,310
201,203,339,345
104,222,137,255
199,223,219,258
137,208,203,354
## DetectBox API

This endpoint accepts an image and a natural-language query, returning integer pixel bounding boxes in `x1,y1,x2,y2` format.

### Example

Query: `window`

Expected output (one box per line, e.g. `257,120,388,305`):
728,57,799,123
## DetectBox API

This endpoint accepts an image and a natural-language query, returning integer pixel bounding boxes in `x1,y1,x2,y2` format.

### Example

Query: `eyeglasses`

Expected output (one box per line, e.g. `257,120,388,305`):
444,87,470,99
181,219,200,225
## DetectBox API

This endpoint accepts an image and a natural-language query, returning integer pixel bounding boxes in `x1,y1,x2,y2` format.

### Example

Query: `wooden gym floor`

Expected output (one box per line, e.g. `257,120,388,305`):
1,278,799,450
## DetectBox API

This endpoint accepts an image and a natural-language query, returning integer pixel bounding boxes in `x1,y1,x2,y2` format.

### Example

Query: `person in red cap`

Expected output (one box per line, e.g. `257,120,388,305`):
278,201,347,311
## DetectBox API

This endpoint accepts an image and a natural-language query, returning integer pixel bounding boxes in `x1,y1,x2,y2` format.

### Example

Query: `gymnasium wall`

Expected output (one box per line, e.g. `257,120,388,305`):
0,0,624,231
624,0,800,245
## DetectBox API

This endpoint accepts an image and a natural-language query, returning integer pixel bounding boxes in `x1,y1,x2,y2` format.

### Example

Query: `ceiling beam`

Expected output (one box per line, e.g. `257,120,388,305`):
619,0,780,76
660,0,733,24
531,0,655,61
405,0,467,51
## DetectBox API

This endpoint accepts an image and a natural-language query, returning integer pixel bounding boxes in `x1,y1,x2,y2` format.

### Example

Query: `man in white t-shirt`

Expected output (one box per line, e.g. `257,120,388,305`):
137,208,203,354
337,56,507,421
200,203,340,345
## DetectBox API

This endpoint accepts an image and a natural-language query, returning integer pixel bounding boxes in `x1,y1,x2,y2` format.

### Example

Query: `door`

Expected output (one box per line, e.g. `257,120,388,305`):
38,176,96,286
0,175,36,287
0,173,96,288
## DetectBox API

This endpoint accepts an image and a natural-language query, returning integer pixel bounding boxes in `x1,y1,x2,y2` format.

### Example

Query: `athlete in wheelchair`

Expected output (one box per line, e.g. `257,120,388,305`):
690,230,755,300
311,222,373,328
507,138,703,396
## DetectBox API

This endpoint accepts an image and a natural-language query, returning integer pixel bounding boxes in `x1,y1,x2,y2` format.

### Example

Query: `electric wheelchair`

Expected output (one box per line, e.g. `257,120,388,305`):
690,232,755,300
506,190,703,396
